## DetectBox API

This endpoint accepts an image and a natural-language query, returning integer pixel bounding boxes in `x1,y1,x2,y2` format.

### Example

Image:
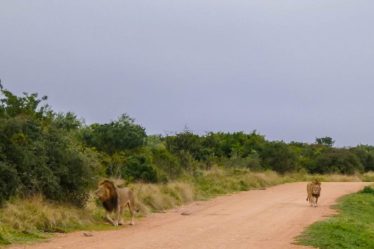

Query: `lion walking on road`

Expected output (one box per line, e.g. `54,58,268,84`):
95,179,138,226
306,180,321,207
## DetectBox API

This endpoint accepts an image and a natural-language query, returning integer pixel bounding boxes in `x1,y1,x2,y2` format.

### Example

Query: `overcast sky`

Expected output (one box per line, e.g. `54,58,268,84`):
1,1,374,146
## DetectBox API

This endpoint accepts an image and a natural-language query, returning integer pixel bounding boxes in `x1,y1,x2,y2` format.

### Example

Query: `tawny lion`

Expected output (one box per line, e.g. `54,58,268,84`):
306,180,321,207
95,179,137,226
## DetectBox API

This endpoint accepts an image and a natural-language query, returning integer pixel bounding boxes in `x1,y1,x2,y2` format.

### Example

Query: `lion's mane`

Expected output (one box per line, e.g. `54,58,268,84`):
98,180,119,212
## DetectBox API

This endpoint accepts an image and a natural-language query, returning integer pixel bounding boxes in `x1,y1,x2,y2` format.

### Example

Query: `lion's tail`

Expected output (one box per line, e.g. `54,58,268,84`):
130,186,142,213
129,191,139,213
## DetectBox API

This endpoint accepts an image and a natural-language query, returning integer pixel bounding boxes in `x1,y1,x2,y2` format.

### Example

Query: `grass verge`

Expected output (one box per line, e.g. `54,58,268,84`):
297,185,374,249
0,195,114,247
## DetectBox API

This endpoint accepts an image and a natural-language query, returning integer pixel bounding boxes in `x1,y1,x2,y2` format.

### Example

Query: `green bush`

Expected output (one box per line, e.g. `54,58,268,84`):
0,162,19,205
313,148,363,174
151,145,182,179
0,87,99,206
81,114,146,154
220,151,262,170
122,155,164,183
261,141,298,173
361,186,374,194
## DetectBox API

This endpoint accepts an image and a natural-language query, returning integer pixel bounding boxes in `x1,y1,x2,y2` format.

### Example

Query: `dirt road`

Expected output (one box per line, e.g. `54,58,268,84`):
10,182,368,249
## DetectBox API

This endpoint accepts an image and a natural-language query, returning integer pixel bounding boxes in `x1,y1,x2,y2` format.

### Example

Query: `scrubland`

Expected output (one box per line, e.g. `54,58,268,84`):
2,87,374,246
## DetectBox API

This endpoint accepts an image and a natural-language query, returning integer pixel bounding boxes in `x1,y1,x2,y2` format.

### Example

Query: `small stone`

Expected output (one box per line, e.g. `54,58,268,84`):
181,211,192,216
83,232,93,237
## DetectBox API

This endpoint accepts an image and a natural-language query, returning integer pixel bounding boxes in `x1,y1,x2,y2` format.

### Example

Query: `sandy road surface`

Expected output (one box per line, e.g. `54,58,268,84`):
10,182,368,249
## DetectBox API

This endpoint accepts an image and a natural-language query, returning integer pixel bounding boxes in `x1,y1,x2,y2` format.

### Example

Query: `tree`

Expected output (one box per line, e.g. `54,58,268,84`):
54,112,82,131
165,129,204,160
0,86,100,206
261,141,298,174
121,155,161,183
0,87,50,119
82,114,146,154
0,162,19,205
314,148,363,174
315,137,335,147
350,145,374,172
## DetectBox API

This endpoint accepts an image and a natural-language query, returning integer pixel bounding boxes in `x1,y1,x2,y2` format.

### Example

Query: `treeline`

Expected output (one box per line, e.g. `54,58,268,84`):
1,86,374,206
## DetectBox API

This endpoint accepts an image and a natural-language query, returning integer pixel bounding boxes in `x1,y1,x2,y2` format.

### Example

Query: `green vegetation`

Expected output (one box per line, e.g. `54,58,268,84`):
0,87,101,206
1,86,374,206
297,186,374,249
1,86,374,246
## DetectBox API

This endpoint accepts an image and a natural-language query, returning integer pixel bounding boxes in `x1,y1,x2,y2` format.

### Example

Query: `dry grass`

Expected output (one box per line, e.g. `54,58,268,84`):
362,171,374,182
192,168,286,199
131,182,195,214
0,195,101,246
0,195,94,233
321,174,362,182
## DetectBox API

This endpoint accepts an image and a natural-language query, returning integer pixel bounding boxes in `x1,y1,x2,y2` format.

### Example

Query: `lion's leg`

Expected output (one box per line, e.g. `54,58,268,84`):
315,197,319,207
128,202,135,225
118,206,125,225
306,192,311,205
114,205,121,227
105,212,116,226
306,185,310,202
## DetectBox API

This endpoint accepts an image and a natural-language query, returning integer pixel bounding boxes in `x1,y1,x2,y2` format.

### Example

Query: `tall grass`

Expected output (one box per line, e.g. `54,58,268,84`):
132,182,194,214
192,168,283,199
0,196,99,245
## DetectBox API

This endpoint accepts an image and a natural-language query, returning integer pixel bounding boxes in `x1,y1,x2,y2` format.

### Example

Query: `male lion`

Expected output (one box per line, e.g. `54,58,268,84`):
95,180,137,226
306,180,321,207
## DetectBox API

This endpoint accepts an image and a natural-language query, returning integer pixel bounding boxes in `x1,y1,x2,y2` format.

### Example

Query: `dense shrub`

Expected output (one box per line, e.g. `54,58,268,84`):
350,145,374,172
0,162,19,205
165,130,204,160
361,186,374,194
313,148,363,174
81,114,146,154
0,87,100,206
261,141,298,174
151,145,183,179
220,152,262,170
121,155,164,183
